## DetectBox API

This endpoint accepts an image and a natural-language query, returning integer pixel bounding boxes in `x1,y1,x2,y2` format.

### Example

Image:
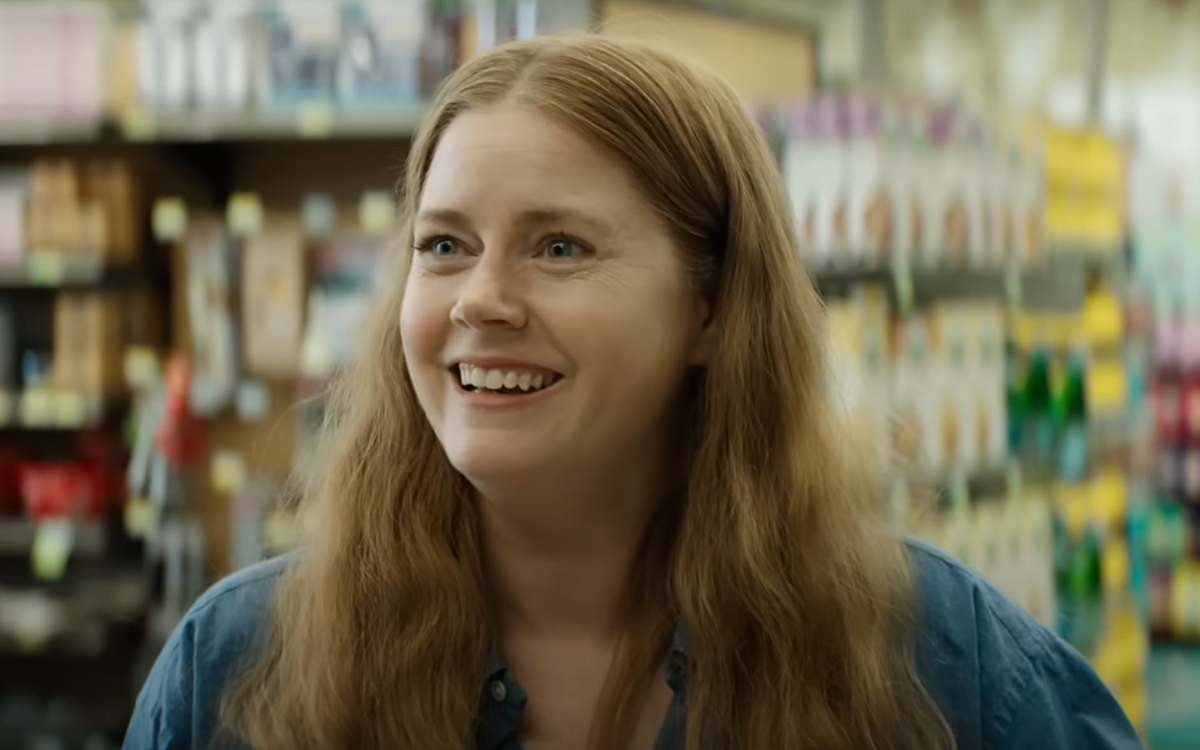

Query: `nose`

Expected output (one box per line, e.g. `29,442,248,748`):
450,254,528,330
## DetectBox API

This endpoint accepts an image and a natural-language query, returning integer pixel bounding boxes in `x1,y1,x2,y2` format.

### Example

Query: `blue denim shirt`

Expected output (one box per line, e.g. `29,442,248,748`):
123,539,1143,749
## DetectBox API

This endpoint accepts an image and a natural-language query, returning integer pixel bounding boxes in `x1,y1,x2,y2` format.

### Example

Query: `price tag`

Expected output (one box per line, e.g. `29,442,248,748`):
300,336,334,379
124,346,162,389
31,519,74,581
124,496,154,538
265,510,301,551
359,191,396,234
19,389,54,426
120,106,156,141
53,391,87,426
152,198,188,242
1005,265,1022,308
210,451,247,495
227,193,264,236
892,260,914,313
296,102,334,138
27,251,65,286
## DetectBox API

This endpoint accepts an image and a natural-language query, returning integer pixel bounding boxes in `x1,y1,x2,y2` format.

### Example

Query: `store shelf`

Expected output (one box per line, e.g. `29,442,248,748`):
0,107,428,146
0,119,103,146
0,563,149,656
810,263,1087,310
0,519,108,558
0,391,116,430
0,254,136,290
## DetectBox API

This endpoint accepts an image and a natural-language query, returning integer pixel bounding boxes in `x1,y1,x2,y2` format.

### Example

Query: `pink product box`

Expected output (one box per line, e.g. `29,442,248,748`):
0,5,106,124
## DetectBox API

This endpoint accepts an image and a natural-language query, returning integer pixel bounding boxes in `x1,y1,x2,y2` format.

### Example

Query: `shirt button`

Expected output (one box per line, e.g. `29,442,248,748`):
490,680,507,703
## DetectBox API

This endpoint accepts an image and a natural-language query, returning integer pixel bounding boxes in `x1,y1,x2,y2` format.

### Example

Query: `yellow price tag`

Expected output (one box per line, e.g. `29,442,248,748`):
152,198,188,242
27,251,65,286
359,191,396,234
210,451,247,495
265,510,301,551
296,102,334,138
53,391,87,426
124,497,154,538
124,347,162,389
19,389,54,426
31,519,74,581
120,106,156,141
227,193,264,237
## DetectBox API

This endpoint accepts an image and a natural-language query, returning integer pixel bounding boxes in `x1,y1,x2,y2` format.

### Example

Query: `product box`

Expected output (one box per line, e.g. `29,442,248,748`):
930,303,973,472
962,120,992,266
259,0,342,109
242,216,307,379
888,101,925,265
783,97,847,265
53,292,125,397
971,303,1009,467
846,97,898,266
337,0,424,108
919,106,957,266
134,0,192,112
827,289,891,466
890,312,938,474
192,0,254,111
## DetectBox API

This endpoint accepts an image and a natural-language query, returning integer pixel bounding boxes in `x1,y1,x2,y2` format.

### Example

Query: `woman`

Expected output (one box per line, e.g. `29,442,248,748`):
124,35,1141,750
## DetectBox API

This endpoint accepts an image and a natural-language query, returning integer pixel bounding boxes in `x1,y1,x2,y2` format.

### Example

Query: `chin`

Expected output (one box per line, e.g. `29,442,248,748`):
442,439,546,486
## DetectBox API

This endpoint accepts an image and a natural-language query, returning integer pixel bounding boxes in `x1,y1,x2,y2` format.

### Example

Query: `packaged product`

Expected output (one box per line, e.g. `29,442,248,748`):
783,97,847,264
845,95,893,266
889,312,938,474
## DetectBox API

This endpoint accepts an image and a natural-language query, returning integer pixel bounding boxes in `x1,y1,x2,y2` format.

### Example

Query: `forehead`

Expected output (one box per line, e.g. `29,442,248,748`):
418,103,643,223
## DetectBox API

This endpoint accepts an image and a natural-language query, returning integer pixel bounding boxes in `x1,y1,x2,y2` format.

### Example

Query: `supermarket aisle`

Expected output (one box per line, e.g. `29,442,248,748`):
1146,646,1200,750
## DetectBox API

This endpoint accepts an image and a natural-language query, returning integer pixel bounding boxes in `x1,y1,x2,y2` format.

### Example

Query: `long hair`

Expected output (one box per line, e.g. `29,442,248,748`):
223,35,955,750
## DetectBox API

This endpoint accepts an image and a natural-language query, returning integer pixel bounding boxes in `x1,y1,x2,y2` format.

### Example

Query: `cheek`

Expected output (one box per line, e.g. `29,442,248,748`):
399,281,446,370
569,279,695,381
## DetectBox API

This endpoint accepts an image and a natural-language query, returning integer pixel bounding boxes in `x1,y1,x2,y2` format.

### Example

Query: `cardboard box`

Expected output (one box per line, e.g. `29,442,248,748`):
53,292,125,396
242,217,306,379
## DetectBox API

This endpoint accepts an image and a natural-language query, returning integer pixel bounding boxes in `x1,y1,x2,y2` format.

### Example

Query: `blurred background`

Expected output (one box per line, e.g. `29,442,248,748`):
0,0,1197,747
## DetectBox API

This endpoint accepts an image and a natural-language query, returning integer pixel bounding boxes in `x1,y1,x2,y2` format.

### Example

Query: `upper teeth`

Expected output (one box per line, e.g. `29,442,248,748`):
458,364,550,392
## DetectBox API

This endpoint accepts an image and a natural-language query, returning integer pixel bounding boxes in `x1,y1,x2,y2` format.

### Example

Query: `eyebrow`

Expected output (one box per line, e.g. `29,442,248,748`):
414,206,618,239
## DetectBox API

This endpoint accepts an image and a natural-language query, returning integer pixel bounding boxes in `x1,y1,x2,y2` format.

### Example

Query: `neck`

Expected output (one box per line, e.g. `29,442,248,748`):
477,461,668,640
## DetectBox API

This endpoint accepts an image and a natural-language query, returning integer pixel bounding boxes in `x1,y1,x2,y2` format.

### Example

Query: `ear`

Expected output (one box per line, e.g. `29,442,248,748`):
687,298,716,365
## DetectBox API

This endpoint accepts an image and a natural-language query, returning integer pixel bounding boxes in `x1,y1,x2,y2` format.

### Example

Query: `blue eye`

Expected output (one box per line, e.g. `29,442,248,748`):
544,238,583,260
432,238,459,257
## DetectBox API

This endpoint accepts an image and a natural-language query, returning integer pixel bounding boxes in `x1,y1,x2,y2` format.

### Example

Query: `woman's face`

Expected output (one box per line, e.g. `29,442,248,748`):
401,103,711,487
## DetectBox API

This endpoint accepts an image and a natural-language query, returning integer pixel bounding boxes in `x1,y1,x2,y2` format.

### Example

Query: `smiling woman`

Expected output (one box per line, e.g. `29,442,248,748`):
122,34,1142,750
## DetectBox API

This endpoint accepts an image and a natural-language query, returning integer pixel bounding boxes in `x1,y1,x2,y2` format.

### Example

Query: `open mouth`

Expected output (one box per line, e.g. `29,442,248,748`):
453,363,563,395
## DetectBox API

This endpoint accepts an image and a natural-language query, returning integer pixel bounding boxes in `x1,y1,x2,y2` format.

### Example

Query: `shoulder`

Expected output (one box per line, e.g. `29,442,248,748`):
123,554,293,750
905,538,1142,750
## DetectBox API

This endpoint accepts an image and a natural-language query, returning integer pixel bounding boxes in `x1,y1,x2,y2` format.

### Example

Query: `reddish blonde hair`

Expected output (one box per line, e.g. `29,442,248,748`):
223,34,954,750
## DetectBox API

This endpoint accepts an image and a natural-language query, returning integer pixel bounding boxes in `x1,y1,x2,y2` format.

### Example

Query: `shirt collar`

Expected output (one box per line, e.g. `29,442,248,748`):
475,622,691,749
